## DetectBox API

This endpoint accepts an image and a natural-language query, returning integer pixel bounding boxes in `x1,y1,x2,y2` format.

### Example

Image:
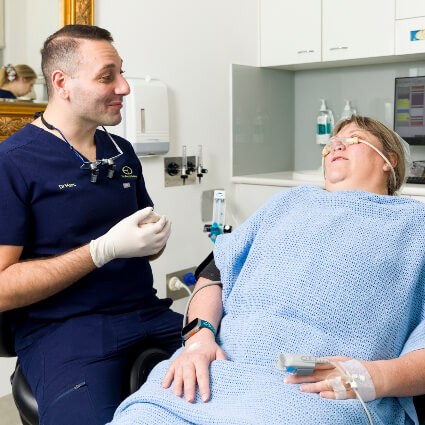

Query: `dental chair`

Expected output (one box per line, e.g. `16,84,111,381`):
0,311,171,425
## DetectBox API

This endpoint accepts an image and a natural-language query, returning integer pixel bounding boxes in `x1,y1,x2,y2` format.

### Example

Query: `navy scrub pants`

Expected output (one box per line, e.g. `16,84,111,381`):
16,304,183,425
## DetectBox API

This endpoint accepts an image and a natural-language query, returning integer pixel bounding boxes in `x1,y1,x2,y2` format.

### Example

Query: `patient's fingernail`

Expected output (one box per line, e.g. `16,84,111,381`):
299,386,305,392
202,393,208,402
284,377,288,384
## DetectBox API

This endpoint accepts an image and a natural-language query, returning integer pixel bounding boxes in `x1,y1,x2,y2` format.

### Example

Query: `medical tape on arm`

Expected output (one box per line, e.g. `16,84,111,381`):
340,359,376,402
327,376,347,400
187,342,201,352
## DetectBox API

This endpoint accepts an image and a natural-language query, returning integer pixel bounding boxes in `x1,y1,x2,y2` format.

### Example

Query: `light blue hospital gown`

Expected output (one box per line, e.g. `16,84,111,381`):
110,185,425,425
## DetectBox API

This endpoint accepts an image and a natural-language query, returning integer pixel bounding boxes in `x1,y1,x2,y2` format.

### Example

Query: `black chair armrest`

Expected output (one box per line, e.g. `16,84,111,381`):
0,312,16,357
414,394,425,425
129,347,171,394
12,363,38,425
194,251,214,281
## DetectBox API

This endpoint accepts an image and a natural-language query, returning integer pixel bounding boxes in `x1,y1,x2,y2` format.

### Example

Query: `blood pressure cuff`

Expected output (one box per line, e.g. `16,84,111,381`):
195,251,221,281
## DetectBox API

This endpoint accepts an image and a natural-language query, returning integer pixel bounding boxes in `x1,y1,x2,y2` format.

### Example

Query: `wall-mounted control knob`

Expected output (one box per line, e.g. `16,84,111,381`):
167,162,179,176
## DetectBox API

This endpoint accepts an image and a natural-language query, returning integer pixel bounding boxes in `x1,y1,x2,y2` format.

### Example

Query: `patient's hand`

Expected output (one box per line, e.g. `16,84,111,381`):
162,329,227,403
284,356,380,401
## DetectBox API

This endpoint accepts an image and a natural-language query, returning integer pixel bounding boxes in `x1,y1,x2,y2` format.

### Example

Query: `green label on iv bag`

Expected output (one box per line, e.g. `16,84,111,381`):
326,122,331,134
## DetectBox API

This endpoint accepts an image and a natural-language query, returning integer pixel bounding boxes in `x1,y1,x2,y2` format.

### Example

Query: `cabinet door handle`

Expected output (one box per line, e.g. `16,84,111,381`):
308,50,315,53
329,46,349,51
297,50,308,54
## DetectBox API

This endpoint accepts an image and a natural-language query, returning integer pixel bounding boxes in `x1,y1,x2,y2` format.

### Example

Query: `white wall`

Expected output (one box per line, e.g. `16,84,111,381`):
0,0,258,398
96,0,258,307
3,0,59,73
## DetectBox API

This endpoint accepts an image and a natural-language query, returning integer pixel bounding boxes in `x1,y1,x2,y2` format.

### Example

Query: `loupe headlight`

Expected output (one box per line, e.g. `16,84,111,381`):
89,162,100,183
105,158,116,178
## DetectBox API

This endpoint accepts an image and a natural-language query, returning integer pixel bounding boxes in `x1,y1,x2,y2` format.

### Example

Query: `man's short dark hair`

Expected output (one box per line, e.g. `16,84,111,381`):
41,25,114,97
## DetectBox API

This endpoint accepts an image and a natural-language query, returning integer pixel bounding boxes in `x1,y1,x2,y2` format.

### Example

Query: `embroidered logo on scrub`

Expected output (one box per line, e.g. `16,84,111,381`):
58,183,77,190
121,166,137,178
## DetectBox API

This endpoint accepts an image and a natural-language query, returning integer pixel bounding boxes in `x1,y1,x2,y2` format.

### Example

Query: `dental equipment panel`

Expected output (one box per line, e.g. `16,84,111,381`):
164,145,207,187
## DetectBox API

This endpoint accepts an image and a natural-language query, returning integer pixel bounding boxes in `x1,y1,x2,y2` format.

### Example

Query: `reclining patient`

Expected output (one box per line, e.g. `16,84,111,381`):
109,116,425,424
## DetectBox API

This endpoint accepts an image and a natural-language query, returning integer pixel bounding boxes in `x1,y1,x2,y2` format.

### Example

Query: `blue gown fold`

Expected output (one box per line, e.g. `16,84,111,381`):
110,185,425,425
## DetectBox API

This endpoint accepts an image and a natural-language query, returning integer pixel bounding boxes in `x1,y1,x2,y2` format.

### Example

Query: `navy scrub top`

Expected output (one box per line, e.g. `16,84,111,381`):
0,89,16,99
0,124,160,331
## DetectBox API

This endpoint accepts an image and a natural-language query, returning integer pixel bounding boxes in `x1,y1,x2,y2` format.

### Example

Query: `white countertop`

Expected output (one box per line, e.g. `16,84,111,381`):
231,170,425,197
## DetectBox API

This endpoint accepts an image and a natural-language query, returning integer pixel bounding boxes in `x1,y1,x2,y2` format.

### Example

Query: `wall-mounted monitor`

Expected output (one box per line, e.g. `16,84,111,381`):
394,76,425,145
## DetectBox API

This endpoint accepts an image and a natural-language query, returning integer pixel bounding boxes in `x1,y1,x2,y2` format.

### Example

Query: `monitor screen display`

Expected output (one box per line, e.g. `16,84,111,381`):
394,76,425,145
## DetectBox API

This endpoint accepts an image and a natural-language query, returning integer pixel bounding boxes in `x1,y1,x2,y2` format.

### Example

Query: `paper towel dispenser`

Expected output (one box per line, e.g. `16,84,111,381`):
116,77,169,155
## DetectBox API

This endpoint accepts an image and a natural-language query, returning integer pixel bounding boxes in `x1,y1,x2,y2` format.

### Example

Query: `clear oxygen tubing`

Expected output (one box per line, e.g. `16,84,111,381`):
316,358,373,425
396,132,413,184
183,281,222,326
321,137,396,187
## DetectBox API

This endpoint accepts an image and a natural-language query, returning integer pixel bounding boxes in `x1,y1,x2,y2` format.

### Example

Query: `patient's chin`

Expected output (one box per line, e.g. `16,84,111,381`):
326,171,348,185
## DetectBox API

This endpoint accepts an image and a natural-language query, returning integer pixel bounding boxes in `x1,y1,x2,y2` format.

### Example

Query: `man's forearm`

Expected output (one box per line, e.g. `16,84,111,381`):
0,244,96,311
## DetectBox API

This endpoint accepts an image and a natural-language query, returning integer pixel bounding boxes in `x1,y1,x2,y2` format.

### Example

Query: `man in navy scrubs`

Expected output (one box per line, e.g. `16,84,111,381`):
0,25,182,424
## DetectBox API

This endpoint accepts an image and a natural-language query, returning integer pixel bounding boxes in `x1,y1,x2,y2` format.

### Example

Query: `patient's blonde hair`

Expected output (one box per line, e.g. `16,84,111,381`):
332,116,406,196
0,64,37,87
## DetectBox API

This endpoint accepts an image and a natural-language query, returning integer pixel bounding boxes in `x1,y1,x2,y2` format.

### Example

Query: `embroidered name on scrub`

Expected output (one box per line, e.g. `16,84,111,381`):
121,166,137,178
58,183,77,189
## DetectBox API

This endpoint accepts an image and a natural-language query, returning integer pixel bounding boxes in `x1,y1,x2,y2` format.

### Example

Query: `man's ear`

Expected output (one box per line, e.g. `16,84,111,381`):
383,152,397,171
51,70,70,99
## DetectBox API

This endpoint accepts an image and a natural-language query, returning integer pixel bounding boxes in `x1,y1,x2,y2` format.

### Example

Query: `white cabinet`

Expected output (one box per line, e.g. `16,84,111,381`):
260,0,321,66
395,0,425,55
396,17,425,54
260,0,425,68
232,183,287,224
322,0,395,62
396,0,425,20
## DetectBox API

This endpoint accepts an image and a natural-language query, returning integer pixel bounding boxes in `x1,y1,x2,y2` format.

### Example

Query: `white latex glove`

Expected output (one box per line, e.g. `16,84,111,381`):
90,207,171,267
138,210,161,225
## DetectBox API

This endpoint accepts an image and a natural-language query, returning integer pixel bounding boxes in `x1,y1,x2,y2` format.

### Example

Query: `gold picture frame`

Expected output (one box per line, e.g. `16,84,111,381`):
61,0,95,26
0,101,48,141
0,0,95,141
